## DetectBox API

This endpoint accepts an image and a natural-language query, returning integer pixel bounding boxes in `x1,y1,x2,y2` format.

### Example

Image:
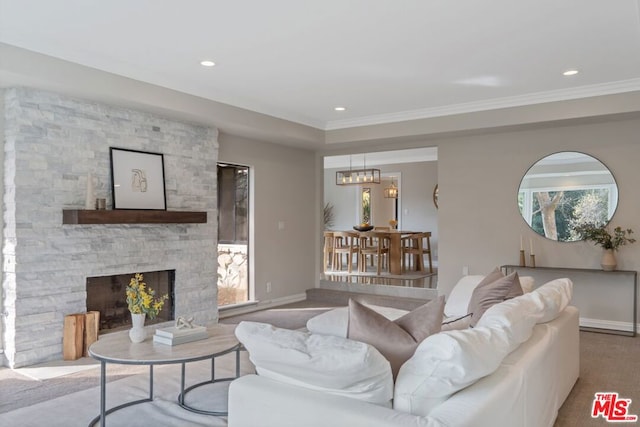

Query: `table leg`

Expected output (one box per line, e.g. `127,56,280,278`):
180,363,186,405
149,365,154,400
99,361,106,427
389,233,402,275
178,345,242,416
235,346,240,377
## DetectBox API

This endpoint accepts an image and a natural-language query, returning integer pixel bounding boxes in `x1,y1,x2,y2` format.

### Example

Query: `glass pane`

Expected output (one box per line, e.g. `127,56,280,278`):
217,163,249,306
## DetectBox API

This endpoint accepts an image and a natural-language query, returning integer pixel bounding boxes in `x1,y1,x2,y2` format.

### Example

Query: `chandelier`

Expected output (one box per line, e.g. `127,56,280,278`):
335,154,381,185
384,178,398,198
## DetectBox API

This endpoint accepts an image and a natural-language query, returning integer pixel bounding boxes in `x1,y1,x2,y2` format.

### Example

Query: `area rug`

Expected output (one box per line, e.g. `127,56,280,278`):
0,351,254,427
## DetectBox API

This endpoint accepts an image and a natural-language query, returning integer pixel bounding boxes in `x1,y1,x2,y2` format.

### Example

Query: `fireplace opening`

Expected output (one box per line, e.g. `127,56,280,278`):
86,270,175,333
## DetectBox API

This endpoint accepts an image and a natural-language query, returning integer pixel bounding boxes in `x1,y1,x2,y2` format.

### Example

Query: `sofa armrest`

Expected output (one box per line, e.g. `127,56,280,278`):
228,375,435,427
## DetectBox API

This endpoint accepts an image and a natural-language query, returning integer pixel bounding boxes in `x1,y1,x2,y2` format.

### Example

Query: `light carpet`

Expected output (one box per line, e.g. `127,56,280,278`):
0,351,255,427
13,357,101,381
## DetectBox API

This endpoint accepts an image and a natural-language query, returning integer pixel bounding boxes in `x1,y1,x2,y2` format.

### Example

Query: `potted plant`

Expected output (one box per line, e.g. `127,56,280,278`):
574,223,636,271
126,273,168,342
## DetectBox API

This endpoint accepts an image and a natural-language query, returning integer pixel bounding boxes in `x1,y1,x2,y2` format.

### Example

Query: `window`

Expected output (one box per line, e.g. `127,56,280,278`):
217,163,249,306
519,185,616,241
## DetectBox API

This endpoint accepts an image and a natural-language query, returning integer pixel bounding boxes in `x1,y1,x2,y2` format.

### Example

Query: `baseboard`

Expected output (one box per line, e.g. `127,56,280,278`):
579,317,638,333
218,293,307,319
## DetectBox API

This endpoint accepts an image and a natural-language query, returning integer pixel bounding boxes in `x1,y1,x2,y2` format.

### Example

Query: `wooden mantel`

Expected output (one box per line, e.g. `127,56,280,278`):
62,209,207,225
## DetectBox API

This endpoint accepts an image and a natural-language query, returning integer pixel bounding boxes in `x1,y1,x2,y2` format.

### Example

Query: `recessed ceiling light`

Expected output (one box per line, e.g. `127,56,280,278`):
563,70,579,76
200,60,216,67
334,107,347,111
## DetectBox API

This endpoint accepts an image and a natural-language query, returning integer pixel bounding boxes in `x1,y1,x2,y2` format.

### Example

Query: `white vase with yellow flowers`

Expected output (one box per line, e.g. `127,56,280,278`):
126,273,168,343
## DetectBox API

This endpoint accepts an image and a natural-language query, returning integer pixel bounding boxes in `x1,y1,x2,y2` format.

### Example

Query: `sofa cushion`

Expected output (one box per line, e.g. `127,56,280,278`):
444,269,534,318
474,277,573,351
531,277,573,323
394,324,513,416
234,321,393,406
394,278,568,417
441,313,472,331
347,297,445,379
306,303,409,337
467,271,521,326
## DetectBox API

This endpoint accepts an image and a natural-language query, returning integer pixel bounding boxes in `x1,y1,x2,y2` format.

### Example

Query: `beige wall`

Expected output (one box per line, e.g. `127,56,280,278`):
437,117,640,325
218,132,317,304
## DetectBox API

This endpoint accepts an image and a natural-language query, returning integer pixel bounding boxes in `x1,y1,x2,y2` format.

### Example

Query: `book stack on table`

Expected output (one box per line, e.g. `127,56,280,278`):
153,325,209,346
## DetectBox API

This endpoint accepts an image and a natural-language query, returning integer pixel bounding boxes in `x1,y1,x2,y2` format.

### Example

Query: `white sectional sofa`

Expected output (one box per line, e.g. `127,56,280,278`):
228,277,579,427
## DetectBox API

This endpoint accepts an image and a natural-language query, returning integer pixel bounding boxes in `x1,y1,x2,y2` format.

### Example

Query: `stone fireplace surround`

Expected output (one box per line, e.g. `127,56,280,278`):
1,88,219,368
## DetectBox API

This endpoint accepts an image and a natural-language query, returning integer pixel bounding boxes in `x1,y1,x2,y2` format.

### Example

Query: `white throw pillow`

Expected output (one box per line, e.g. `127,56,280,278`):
394,324,513,416
520,276,535,293
532,278,573,323
306,304,409,338
475,293,543,352
444,275,485,318
235,321,394,406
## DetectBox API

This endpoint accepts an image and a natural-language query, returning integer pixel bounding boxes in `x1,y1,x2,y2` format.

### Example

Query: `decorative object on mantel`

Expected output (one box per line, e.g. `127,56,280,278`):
519,236,526,267
389,219,398,229
110,147,167,210
153,316,208,346
126,273,168,343
85,172,95,210
574,223,636,271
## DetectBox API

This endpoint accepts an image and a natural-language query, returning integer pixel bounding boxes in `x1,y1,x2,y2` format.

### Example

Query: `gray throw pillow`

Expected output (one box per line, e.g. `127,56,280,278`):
347,296,444,379
467,271,520,327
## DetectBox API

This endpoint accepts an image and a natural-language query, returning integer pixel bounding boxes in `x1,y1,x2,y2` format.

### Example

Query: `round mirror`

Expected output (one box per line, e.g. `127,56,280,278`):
518,152,618,242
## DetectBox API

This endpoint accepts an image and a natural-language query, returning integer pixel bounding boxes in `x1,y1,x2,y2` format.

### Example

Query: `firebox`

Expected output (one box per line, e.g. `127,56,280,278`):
86,270,175,333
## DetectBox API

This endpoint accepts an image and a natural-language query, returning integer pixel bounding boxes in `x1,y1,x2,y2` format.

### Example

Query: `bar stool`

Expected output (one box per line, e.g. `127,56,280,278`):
401,232,433,273
332,231,359,273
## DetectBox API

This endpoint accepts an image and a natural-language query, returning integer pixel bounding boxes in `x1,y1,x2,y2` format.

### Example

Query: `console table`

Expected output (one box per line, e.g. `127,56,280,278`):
501,265,637,337
88,324,241,427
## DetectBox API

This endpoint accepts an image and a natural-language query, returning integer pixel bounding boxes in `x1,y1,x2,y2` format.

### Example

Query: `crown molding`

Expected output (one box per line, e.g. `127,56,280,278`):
323,78,640,131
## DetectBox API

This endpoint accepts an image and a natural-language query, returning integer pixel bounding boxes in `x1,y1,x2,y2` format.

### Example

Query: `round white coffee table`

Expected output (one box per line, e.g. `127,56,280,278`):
88,323,240,427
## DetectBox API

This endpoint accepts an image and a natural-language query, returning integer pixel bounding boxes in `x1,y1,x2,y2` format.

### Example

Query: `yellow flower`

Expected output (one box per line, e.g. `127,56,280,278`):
125,273,168,320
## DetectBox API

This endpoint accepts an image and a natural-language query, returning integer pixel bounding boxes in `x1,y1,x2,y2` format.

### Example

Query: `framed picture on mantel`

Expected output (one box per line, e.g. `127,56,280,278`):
110,147,167,210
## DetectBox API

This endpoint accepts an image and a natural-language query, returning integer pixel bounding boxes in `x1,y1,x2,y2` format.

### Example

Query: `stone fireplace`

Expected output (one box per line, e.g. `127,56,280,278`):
86,270,175,333
1,88,220,368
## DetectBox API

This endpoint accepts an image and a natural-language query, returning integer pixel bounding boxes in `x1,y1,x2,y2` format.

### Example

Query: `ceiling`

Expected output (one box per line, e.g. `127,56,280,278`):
2,0,640,134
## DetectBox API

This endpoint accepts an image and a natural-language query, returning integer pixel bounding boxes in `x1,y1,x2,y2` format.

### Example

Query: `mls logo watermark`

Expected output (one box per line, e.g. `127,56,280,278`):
592,392,638,422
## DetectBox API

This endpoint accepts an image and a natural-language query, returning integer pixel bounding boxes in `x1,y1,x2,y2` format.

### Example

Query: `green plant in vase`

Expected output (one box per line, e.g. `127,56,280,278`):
574,223,636,271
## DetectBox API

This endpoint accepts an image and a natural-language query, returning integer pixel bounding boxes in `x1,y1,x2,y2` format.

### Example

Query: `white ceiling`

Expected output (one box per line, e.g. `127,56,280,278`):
2,0,640,132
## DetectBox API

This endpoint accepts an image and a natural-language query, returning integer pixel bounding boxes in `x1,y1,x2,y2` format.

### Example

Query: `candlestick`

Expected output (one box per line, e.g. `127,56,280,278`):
529,254,536,268
519,250,526,267
520,235,524,251
529,238,534,255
